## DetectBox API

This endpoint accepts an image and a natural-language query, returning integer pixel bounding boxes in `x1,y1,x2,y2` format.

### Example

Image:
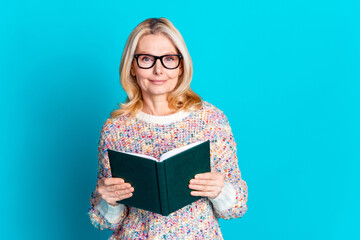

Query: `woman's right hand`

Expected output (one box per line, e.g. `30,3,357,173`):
97,178,134,206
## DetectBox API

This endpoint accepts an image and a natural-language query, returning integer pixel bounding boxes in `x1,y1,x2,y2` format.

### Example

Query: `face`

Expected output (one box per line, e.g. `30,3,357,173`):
131,33,183,101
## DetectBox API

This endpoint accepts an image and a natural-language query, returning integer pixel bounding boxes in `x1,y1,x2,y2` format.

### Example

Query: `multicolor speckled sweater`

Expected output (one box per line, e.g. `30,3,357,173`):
88,101,248,239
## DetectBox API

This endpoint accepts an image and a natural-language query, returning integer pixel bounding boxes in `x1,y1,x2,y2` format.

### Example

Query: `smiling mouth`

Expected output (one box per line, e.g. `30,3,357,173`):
149,80,167,85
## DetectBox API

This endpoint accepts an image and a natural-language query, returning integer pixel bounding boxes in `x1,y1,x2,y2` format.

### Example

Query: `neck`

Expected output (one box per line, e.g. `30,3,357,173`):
142,95,175,116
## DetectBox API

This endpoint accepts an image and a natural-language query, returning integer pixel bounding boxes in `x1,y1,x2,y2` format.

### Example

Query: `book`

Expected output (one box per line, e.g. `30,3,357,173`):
108,140,211,216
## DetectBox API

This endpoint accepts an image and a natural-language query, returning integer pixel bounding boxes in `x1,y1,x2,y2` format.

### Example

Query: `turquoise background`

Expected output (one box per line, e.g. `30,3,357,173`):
1,0,359,239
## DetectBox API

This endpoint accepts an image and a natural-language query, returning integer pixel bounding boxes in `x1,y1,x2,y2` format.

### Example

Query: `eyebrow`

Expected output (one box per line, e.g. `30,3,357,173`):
136,51,179,55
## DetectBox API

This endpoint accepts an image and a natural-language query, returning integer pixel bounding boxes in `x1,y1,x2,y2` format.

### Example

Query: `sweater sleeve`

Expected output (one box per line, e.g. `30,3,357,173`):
88,119,129,231
209,110,248,219
209,181,237,212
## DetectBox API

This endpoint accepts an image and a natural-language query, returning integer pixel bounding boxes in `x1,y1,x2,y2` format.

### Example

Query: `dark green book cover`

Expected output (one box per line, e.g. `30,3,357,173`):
108,140,210,216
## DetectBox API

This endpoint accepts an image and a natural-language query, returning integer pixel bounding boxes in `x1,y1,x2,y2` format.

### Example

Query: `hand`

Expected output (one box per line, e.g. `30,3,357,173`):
188,172,225,199
97,178,134,206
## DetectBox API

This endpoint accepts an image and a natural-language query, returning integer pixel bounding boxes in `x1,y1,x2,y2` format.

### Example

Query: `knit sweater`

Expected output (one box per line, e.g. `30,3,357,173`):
88,101,248,239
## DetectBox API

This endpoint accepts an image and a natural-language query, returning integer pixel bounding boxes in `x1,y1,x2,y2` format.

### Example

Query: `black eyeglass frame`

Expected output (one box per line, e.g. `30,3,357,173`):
134,54,182,69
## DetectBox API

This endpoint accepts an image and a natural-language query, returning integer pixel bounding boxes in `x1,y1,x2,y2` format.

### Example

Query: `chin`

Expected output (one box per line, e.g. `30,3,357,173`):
149,86,176,95
149,91,171,97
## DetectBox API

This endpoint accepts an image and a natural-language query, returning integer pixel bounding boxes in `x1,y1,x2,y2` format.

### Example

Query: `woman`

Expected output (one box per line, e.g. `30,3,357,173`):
88,18,248,239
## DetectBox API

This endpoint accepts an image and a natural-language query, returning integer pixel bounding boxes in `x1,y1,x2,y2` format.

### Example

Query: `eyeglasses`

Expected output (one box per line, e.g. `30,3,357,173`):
134,54,182,69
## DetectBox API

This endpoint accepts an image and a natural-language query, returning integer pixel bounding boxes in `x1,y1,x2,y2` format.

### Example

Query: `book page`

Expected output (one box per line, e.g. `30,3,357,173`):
117,151,158,161
159,141,205,162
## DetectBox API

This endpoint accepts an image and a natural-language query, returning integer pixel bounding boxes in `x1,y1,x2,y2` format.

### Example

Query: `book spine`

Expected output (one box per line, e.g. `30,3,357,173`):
156,162,169,216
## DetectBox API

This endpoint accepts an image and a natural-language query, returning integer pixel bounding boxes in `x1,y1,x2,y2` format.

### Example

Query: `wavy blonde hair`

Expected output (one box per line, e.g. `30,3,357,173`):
110,18,202,118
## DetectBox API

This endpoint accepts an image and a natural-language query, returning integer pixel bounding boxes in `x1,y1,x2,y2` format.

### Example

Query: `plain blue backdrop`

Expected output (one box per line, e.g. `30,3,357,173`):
1,0,359,239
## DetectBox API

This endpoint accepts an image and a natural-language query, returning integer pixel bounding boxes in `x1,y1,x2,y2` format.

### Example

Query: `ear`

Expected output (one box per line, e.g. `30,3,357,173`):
130,66,136,77
178,63,183,76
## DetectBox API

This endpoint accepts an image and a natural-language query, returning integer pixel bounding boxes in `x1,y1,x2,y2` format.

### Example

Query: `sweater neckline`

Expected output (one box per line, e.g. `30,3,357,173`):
135,110,191,125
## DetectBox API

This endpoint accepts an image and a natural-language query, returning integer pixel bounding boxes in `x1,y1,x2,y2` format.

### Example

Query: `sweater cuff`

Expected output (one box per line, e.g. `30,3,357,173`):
209,182,236,212
95,199,126,224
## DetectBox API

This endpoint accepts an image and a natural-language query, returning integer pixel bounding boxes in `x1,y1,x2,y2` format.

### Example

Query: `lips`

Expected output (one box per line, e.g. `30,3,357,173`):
149,80,167,85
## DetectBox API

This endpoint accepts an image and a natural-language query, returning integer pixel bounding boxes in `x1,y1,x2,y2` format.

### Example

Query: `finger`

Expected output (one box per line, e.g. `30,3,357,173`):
102,189,133,203
115,187,134,196
104,178,125,186
194,172,219,180
189,179,218,187
188,184,219,192
115,192,133,201
116,183,132,191
190,190,218,198
107,184,132,193
121,192,133,200
103,186,134,197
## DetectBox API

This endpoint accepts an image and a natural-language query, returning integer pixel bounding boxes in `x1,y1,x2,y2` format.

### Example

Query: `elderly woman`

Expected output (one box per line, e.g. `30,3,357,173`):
88,18,248,239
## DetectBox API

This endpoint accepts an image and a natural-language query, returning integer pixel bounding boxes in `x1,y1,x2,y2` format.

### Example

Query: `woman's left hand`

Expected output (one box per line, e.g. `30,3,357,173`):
188,172,225,199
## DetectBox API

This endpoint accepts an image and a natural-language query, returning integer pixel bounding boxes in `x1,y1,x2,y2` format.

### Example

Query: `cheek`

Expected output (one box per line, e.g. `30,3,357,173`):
167,69,182,79
136,77,147,89
134,71,151,86
135,68,150,78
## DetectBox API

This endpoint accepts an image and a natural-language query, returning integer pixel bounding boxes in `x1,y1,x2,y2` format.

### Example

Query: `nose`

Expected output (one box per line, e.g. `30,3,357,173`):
153,58,163,74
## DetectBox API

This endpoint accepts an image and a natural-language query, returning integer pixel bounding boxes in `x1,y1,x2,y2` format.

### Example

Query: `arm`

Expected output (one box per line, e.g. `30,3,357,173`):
88,119,129,231
209,111,248,219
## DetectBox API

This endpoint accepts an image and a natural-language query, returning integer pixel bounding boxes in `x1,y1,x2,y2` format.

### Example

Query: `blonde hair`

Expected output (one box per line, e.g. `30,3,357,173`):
110,18,202,118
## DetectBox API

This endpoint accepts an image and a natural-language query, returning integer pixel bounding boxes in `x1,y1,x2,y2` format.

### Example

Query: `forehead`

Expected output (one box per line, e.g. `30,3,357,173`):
136,33,178,54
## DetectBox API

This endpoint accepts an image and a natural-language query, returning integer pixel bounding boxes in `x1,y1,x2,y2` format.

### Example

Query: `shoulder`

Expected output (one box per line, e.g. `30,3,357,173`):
199,101,229,124
101,114,132,133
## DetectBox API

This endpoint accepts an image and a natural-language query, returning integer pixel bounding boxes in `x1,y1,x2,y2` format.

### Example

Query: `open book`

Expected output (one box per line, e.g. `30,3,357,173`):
108,140,210,216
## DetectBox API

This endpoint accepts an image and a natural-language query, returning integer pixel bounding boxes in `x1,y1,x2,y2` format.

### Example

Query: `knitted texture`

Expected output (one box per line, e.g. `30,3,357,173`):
88,102,248,239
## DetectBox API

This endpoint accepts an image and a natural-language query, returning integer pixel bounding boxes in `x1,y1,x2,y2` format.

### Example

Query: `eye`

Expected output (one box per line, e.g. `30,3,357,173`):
141,56,151,62
139,55,154,62
164,56,175,62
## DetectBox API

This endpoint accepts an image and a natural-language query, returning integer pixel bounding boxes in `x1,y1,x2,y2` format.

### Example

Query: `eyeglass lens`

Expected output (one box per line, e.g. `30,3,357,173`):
136,54,180,69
